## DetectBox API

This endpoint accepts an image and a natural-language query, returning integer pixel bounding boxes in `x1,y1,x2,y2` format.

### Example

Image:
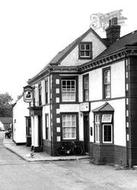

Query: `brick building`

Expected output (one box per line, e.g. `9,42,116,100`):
26,18,137,167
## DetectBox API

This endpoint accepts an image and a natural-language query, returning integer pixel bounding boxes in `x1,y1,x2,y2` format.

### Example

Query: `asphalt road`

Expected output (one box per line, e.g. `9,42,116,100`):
0,132,137,190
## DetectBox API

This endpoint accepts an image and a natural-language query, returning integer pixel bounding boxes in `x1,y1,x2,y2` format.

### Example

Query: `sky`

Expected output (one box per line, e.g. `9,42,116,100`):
0,0,137,101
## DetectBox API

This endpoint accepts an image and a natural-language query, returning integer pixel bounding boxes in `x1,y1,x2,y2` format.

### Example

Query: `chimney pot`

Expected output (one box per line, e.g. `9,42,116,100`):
106,17,120,45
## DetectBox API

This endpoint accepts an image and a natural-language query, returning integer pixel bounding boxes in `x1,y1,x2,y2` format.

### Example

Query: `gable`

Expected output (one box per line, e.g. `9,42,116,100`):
60,30,106,66
93,102,114,112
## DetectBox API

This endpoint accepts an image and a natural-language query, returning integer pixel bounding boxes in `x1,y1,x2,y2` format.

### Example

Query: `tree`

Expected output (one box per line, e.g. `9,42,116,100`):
0,93,13,117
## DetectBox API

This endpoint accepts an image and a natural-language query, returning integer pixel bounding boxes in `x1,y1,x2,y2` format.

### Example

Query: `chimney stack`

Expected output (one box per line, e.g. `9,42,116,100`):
106,17,121,45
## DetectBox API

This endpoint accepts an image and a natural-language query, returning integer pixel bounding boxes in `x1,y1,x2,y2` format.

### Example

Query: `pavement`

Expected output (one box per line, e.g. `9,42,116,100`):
3,138,89,162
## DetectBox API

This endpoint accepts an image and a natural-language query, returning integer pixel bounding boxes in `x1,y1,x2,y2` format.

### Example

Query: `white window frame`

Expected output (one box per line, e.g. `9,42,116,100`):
83,74,89,102
62,114,77,140
61,80,76,102
102,124,112,143
103,67,111,99
79,42,92,59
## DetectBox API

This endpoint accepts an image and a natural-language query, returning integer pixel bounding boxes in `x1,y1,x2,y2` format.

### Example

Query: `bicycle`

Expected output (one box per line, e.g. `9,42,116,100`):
57,141,84,156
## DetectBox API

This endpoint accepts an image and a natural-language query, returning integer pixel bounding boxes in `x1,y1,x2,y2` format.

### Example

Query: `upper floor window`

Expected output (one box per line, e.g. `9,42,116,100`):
103,67,111,99
61,80,76,102
83,74,89,101
45,80,48,104
79,42,92,59
38,84,42,106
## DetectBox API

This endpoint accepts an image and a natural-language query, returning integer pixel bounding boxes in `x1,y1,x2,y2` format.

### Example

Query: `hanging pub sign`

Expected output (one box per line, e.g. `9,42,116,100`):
80,102,89,112
23,85,33,103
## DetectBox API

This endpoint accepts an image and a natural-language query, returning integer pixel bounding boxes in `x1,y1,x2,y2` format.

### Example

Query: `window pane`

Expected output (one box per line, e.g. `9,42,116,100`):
103,68,111,99
104,85,110,98
80,44,85,50
86,51,90,56
84,90,89,101
80,51,84,56
104,70,110,84
86,44,90,50
103,125,112,142
45,80,48,104
83,75,89,101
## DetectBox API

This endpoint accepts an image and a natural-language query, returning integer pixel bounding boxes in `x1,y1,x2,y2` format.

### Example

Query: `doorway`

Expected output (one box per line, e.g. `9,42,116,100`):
38,116,43,151
83,113,89,153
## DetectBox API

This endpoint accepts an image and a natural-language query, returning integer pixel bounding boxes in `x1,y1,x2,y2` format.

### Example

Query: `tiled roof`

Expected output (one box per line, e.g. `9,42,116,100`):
94,30,137,61
92,102,114,112
28,27,137,84
49,28,105,64
49,38,78,64
28,28,105,83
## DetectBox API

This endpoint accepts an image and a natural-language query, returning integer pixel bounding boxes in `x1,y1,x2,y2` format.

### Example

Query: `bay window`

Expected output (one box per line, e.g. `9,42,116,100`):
94,111,113,144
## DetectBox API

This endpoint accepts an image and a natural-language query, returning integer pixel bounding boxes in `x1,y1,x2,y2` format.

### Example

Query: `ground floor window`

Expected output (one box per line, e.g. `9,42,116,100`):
62,114,76,140
103,124,112,143
93,107,113,144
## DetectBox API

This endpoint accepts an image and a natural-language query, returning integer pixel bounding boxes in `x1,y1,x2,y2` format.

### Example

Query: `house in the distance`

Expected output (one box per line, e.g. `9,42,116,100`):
12,95,30,145
24,17,137,168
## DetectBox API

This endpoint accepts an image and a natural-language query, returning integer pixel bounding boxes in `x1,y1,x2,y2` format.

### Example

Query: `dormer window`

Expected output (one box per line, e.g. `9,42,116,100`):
79,42,92,59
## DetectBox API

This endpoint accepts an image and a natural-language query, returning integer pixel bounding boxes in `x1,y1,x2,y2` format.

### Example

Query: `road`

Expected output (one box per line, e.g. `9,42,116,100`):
0,131,137,190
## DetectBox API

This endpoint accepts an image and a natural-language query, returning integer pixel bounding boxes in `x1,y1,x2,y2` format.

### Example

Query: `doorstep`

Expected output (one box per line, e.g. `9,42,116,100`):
3,139,89,162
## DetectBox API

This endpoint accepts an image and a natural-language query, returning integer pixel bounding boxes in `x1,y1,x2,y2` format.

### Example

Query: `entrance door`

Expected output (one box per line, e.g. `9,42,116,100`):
38,116,43,151
25,116,31,146
83,113,89,153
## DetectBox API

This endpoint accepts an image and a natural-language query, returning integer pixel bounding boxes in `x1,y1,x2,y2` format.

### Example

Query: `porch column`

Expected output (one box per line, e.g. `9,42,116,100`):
31,116,34,147
34,116,39,148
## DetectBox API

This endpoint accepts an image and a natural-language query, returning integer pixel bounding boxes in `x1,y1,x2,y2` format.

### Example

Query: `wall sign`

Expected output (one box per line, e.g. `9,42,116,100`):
102,114,112,123
80,102,89,112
